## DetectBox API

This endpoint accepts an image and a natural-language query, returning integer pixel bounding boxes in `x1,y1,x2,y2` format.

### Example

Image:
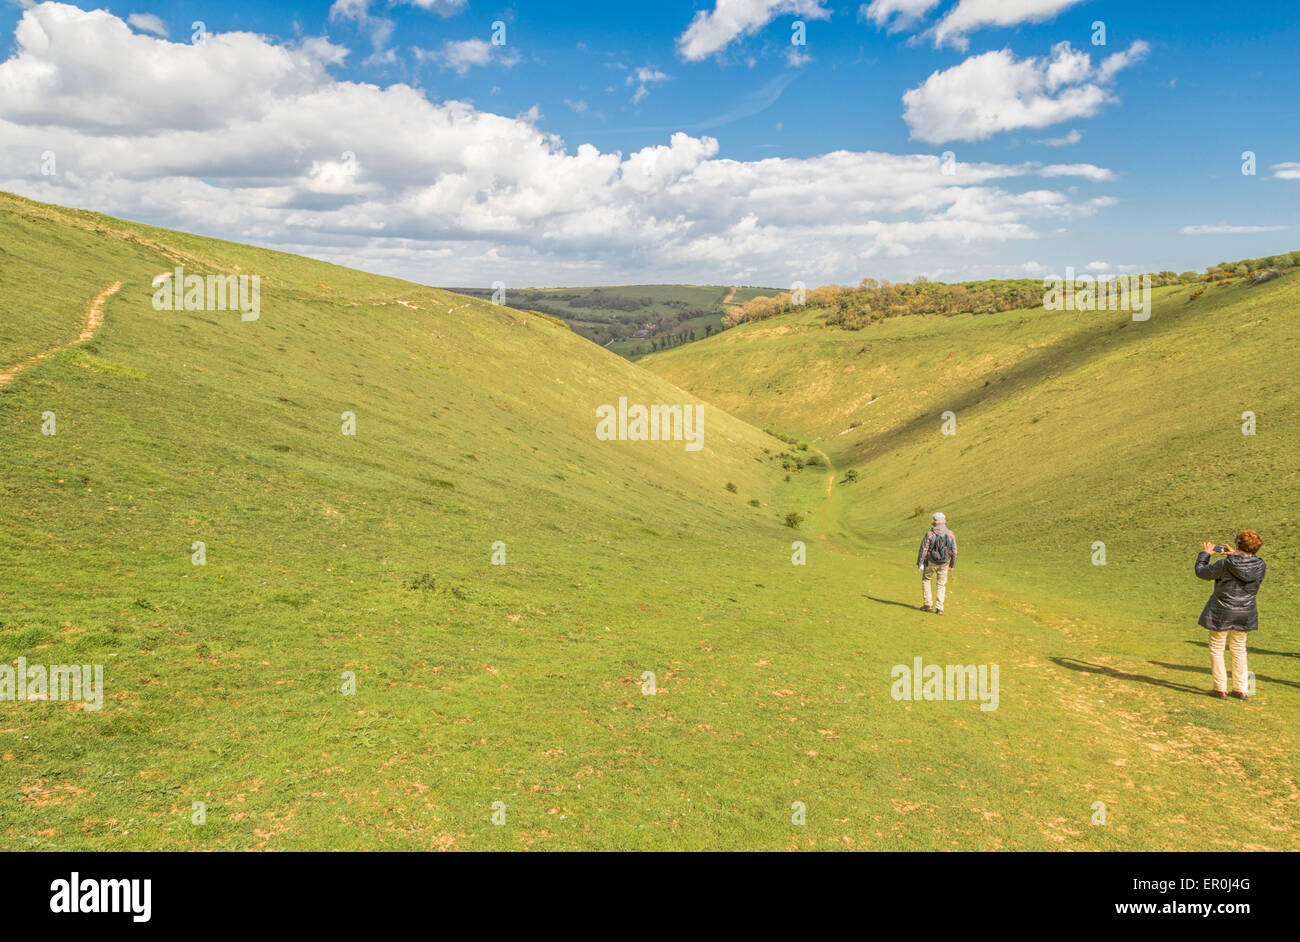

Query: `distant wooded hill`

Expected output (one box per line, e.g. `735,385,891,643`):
449,284,780,358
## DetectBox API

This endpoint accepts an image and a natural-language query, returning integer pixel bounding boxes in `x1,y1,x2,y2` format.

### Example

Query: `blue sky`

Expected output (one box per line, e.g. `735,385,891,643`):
1,0,1297,286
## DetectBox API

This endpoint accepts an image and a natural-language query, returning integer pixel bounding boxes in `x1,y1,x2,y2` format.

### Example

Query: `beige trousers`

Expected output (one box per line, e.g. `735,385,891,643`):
921,562,949,609
1207,630,1249,694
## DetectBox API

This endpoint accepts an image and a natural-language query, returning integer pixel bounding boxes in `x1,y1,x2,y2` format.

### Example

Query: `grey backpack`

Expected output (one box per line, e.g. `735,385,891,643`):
927,530,953,564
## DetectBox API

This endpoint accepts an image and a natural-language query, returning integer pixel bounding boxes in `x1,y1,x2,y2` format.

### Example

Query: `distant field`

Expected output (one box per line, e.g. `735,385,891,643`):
449,284,781,359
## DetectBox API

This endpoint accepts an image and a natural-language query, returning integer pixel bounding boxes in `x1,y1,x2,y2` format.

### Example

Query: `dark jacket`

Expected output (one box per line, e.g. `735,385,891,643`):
1195,551,1265,631
917,525,957,568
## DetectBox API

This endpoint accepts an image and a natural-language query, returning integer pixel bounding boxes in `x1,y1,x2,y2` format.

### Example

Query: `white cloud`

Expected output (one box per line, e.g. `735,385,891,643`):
405,0,470,13
1036,162,1111,181
1097,41,1150,81
627,66,670,104
930,0,1086,50
331,0,466,19
859,0,940,30
328,0,395,65
330,0,468,65
126,12,167,37
1180,224,1288,235
1034,128,1082,146
902,41,1148,144
417,38,520,74
0,3,1120,286
1272,162,1300,180
0,5,347,132
328,0,370,20
677,0,830,61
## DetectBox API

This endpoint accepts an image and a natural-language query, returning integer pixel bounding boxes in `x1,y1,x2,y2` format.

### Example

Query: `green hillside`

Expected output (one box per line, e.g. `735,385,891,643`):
0,193,808,850
3,191,1297,851
644,274,1300,577
644,271,1300,847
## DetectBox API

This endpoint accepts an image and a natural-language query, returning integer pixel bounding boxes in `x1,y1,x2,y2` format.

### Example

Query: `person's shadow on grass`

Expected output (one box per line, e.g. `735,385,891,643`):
1184,639,1300,659
865,595,921,610
1154,659,1300,691
1050,657,1205,695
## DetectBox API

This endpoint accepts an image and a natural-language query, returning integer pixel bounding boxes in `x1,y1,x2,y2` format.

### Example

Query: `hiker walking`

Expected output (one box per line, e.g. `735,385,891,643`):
918,512,957,614
1197,531,1266,700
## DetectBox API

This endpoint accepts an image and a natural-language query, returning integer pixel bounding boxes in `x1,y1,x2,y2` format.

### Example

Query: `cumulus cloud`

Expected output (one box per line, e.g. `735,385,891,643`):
416,38,520,74
902,41,1148,144
126,12,168,37
404,0,470,13
330,0,467,65
784,46,812,67
859,0,940,31
930,0,1086,50
0,3,1118,286
1179,224,1288,235
331,0,466,19
1272,162,1300,180
628,66,670,104
1034,162,1111,182
677,0,830,61
1034,128,1082,146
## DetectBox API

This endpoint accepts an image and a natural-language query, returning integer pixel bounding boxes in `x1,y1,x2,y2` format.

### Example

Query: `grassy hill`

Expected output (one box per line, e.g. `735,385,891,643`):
449,283,779,359
644,271,1300,848
644,274,1300,571
3,190,1297,850
0,193,814,850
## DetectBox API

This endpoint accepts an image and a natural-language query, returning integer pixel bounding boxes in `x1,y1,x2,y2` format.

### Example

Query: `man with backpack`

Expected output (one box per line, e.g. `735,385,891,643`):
918,512,957,614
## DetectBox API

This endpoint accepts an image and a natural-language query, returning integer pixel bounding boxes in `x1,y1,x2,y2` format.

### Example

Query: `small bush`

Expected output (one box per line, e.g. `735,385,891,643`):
748,498,761,507
784,511,804,529
912,505,926,518
725,482,738,493
842,469,859,484
404,573,437,591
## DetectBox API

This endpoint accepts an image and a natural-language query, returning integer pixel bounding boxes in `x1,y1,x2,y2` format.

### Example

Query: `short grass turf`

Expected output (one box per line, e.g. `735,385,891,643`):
2,191,1296,850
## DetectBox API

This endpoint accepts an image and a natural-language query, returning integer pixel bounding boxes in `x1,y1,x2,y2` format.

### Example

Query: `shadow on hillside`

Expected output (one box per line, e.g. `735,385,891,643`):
865,595,922,610
1050,656,1204,695
1184,639,1300,659
1152,660,1300,690
849,298,1196,465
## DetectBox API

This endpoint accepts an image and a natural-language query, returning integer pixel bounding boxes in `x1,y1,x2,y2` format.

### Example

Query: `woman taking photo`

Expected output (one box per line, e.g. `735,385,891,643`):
1196,530,1266,699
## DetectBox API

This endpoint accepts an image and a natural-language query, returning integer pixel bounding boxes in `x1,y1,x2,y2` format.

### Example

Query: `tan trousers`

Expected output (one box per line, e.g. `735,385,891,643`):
921,562,949,610
1208,630,1249,694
